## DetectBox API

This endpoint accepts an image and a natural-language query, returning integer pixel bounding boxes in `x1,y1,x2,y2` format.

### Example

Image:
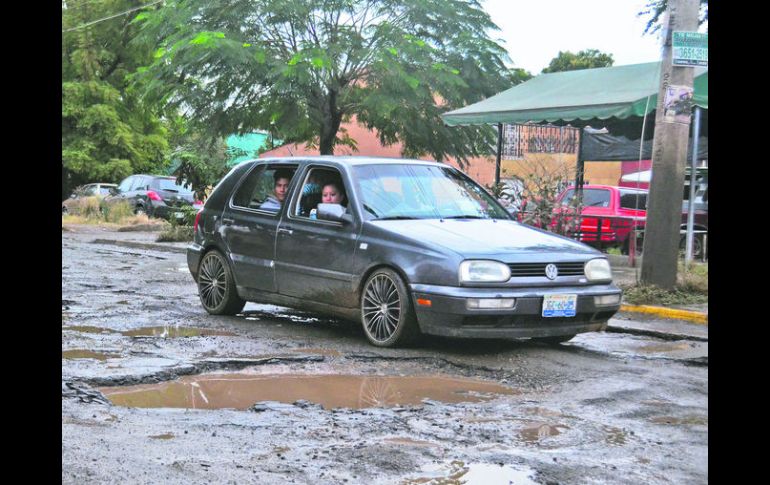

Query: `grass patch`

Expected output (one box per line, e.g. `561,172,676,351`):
103,201,134,223
156,225,194,242
621,263,707,306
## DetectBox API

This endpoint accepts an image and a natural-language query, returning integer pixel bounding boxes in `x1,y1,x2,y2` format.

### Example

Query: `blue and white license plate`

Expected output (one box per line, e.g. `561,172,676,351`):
542,294,577,317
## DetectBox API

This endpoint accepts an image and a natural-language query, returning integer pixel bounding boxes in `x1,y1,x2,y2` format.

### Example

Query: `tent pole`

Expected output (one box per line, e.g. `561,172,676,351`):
495,123,503,186
575,127,585,197
685,106,702,267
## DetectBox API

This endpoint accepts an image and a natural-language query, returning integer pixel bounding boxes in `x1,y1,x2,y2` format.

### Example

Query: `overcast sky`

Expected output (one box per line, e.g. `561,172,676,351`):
482,0,667,74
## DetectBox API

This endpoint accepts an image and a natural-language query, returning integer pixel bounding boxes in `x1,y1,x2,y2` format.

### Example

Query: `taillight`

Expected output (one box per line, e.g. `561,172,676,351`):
194,211,202,234
147,191,162,201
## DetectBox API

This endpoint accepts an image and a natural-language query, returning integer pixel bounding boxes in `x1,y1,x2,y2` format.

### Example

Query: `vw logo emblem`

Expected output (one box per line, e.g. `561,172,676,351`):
545,264,559,280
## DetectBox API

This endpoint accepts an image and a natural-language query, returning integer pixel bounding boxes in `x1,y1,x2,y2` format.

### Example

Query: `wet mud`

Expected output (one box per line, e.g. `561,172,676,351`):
62,227,708,484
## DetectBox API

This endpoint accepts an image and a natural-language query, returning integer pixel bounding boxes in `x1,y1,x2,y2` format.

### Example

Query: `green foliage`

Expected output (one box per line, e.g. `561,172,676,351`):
541,49,614,74
62,0,171,197
166,116,235,201
133,0,517,165
507,158,583,237
638,0,708,35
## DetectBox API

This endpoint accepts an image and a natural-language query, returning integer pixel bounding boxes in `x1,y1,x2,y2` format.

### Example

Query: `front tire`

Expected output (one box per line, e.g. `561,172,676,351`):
198,250,246,315
361,268,420,347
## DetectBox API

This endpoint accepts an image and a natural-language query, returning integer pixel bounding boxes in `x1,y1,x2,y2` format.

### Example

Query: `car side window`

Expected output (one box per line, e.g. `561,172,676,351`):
293,167,348,218
232,165,297,213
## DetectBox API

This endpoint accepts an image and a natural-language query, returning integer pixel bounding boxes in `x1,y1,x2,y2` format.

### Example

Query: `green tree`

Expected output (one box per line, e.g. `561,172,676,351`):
165,116,242,200
541,49,614,74
638,0,708,35
133,0,514,163
62,0,170,197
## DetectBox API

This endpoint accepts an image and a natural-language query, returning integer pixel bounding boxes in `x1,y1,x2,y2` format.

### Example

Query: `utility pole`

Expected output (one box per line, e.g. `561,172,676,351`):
640,0,700,289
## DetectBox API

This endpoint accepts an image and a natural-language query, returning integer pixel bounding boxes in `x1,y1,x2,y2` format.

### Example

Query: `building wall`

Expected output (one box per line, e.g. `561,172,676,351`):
260,119,499,188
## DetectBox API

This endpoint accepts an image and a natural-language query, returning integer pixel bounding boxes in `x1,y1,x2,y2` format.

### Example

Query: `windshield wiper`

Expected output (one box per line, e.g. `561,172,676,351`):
374,216,419,220
442,215,486,219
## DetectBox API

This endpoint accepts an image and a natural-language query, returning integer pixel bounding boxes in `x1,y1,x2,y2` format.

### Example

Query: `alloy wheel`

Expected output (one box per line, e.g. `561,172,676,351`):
199,253,227,311
362,274,401,343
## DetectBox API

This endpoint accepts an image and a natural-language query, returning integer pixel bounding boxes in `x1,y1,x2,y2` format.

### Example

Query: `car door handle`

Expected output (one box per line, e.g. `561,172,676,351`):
222,217,235,225
277,227,293,235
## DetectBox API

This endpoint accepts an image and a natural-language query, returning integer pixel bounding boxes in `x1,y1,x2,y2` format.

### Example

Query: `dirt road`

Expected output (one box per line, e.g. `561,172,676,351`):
62,226,707,484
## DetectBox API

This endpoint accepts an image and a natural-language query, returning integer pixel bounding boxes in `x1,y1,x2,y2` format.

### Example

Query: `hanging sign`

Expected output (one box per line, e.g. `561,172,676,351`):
672,32,708,67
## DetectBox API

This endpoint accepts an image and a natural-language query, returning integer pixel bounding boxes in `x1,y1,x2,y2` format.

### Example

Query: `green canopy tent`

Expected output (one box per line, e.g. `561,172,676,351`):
441,61,708,186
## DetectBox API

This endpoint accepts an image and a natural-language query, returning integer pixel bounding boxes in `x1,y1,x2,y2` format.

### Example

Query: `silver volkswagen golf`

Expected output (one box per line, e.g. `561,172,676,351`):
188,157,622,347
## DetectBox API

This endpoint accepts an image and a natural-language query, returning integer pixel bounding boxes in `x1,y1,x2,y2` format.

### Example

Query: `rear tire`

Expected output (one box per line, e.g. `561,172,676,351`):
197,250,246,315
360,268,420,347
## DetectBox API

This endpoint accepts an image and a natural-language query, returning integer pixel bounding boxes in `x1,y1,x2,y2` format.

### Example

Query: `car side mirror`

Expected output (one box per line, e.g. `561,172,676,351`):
317,203,353,224
109,188,118,195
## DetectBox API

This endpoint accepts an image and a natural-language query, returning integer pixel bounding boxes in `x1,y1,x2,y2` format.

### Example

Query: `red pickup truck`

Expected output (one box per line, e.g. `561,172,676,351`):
551,185,708,258
553,185,647,253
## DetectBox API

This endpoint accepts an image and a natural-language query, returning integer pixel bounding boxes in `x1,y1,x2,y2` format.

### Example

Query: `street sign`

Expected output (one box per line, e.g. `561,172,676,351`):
672,32,708,67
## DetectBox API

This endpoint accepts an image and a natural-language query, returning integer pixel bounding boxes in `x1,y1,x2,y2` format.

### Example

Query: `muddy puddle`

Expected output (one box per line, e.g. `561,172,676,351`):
62,350,120,361
402,460,539,485
99,373,518,410
519,422,568,442
121,326,237,338
63,325,237,338
62,325,117,334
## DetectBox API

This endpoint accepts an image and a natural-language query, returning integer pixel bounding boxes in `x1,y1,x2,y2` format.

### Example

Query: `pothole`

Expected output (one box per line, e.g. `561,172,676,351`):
98,372,519,410
62,350,121,361
401,460,539,485
519,422,569,442
121,327,238,338
650,415,708,426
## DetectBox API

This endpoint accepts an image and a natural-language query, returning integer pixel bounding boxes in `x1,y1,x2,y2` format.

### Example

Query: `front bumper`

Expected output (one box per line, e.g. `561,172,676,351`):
410,283,621,339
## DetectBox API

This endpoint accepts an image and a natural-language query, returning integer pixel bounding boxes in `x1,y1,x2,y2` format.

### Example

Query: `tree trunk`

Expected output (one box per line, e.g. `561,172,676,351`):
319,90,342,155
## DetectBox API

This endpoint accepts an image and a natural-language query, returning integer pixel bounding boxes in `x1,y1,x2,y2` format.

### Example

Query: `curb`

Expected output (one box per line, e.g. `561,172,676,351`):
619,304,707,325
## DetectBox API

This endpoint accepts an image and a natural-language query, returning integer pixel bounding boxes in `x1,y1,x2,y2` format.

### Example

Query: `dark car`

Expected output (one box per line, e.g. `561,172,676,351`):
187,157,622,348
102,174,202,220
62,183,117,214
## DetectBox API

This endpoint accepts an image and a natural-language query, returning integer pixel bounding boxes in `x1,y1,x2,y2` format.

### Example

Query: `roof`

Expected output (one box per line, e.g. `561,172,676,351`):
249,155,451,167
442,62,708,127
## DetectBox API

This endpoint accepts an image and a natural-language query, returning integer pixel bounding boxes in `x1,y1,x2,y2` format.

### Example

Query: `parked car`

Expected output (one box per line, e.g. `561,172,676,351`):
555,185,708,258
187,157,622,348
554,185,647,253
101,174,203,220
62,183,117,214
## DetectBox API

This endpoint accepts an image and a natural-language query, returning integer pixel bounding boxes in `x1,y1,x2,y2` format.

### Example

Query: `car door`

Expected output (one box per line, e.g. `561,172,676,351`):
220,163,299,293
274,164,361,308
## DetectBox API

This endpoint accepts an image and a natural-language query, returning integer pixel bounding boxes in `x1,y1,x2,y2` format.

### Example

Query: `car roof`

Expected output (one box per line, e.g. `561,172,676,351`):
245,156,453,169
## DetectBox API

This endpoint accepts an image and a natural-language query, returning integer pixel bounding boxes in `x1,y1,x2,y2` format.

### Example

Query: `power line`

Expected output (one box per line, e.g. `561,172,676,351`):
62,0,164,33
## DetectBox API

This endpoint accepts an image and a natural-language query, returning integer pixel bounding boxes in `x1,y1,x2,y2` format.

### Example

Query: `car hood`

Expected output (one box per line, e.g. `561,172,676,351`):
369,219,601,261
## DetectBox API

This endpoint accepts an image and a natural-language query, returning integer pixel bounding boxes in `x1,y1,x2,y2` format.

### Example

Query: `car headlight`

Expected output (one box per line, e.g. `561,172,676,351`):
585,258,612,281
459,260,511,283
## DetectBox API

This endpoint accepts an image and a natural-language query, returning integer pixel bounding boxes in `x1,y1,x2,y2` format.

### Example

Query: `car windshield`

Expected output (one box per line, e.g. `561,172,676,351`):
354,164,511,220
157,179,193,194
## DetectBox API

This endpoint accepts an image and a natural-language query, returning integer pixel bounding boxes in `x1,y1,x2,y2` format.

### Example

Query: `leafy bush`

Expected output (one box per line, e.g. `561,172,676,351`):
103,201,134,223
157,225,194,242
75,196,103,219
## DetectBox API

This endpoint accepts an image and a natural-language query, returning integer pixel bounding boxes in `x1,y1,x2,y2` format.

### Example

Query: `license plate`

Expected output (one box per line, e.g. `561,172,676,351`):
542,294,577,317
174,212,185,219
